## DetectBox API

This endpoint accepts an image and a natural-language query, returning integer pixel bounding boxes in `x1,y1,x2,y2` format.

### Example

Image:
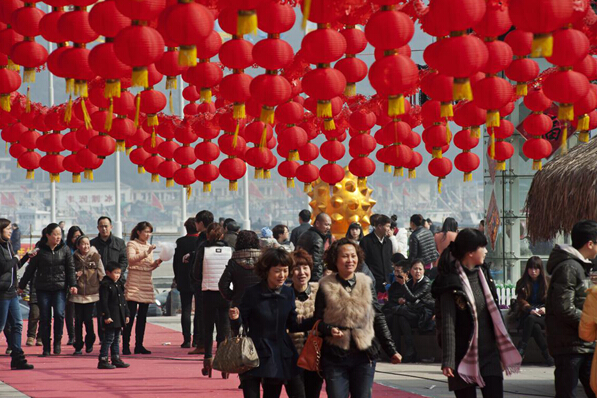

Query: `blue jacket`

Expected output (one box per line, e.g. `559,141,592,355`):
233,281,312,380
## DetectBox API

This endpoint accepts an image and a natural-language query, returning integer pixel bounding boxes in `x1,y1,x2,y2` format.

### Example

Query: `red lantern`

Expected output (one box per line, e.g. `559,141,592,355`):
129,146,151,173
194,163,219,192
524,89,552,112
404,151,422,179
428,157,452,193
454,152,480,181
546,28,589,67
369,55,418,117
523,138,552,170
114,25,165,88
76,147,103,180
472,76,513,127
18,149,41,179
219,157,246,191
505,58,539,96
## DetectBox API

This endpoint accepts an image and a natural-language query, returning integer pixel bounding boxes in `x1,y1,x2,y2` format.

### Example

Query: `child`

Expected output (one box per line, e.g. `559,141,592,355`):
98,261,130,369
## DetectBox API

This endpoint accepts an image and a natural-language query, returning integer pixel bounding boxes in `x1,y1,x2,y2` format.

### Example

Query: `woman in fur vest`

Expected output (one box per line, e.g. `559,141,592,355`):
314,238,401,398
70,235,105,355
431,229,521,398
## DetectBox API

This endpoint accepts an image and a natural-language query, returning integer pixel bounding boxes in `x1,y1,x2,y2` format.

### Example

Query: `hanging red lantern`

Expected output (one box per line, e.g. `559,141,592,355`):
574,55,597,80
428,157,452,193
473,76,513,127
523,138,552,170
18,149,41,179
114,25,165,89
453,100,487,138
130,146,151,173
454,152,480,182
219,156,246,191
524,88,553,112
174,166,196,198
194,163,219,192
144,154,165,183
76,147,103,180
488,140,514,170
545,28,589,67
572,85,597,141
369,55,418,118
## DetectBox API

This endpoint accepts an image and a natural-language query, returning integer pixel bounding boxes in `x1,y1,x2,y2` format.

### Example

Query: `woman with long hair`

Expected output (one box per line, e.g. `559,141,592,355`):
66,226,84,253
196,223,232,378
432,228,520,397
434,218,458,267
19,223,77,356
64,225,83,345
345,223,364,244
514,256,553,365
123,221,162,355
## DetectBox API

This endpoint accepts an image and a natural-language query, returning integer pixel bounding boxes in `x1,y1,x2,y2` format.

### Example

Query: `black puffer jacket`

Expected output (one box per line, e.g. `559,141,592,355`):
296,227,326,281
0,241,29,299
545,244,596,355
408,226,439,266
19,241,76,292
218,248,262,307
398,275,435,310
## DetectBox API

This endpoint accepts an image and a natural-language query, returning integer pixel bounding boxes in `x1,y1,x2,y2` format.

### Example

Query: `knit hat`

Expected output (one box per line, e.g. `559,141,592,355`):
261,227,273,238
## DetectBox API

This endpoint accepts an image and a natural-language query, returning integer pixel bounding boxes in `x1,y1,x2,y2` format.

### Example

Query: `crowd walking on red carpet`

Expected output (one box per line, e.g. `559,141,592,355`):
0,211,597,398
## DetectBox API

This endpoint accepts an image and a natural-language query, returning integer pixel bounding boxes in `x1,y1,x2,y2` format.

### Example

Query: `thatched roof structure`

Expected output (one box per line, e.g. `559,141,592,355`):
525,138,597,243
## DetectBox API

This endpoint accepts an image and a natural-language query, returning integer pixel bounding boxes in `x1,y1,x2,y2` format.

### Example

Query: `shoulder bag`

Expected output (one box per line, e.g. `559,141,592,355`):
297,320,322,373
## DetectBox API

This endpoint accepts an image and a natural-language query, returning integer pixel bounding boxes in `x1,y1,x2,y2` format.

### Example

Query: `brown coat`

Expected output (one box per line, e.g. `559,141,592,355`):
125,239,158,303
70,247,105,304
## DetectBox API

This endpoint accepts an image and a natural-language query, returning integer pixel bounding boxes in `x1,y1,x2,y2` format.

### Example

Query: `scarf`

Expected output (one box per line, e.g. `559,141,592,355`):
456,262,521,387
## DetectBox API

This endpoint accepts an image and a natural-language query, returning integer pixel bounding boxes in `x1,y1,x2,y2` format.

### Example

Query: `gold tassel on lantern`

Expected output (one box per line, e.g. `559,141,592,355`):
75,81,88,98
453,78,473,101
64,95,73,124
561,124,568,154
233,103,246,119
558,104,573,121
393,167,404,177
179,46,197,67
147,114,159,127
237,10,257,36
138,165,145,174
66,78,74,94
26,170,34,179
486,111,500,128
470,126,481,139
186,185,192,199
0,94,10,112
104,80,121,99
81,98,92,130
105,98,114,132
232,124,240,148
464,172,472,182
388,95,405,117
72,173,81,183
26,86,31,113
260,107,275,124
84,169,90,180
579,131,590,143
134,94,141,127
440,102,453,117
88,170,94,181
23,68,35,83
229,180,238,191
578,114,590,131
496,161,506,171
301,0,311,29
200,88,212,103
531,33,553,58
166,76,177,90
254,168,264,179
259,126,268,150
384,164,392,173
264,169,271,179
437,178,442,194
169,91,174,114
166,178,174,188
126,147,133,156
489,132,496,159
151,173,160,183
203,182,211,192
151,128,157,148
532,159,542,170
132,67,149,88
408,169,416,179
287,178,295,188
432,148,443,159
344,83,356,97
516,83,528,96
7,59,19,72
289,150,299,161
303,182,311,192
324,118,336,130
316,101,332,118
116,141,125,152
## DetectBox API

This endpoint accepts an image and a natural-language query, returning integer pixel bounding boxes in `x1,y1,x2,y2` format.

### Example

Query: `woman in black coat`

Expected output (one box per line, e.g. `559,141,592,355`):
229,248,313,398
0,218,34,369
19,223,77,356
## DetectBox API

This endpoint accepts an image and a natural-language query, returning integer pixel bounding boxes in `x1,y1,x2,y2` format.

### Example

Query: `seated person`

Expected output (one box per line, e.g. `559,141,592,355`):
384,259,435,363
382,260,410,316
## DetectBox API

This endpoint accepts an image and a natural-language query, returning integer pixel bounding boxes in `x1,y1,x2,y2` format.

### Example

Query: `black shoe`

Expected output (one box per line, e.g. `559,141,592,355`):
122,346,131,356
517,342,527,359
98,357,116,369
85,346,93,354
192,339,198,348
112,356,130,368
402,353,418,363
73,350,83,356
541,349,555,366
134,346,151,355
181,341,191,349
41,350,50,357
11,354,34,370
67,337,74,346
53,344,61,355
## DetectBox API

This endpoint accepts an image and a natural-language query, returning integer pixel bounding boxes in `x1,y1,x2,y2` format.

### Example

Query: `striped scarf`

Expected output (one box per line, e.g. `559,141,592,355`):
456,263,521,387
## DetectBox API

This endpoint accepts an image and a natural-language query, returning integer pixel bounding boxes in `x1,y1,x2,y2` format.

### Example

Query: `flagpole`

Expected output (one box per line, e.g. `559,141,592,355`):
47,10,56,224
243,174,250,230
114,151,122,238
179,76,187,235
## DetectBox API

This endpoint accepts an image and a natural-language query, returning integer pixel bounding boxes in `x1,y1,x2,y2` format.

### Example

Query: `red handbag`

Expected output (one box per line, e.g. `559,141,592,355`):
297,320,322,373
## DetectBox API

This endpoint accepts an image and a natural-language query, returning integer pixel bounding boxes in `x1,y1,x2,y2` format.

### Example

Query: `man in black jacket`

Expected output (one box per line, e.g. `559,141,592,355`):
296,212,330,281
408,214,439,267
290,209,311,247
360,214,393,293
173,218,199,348
90,216,128,343
546,220,597,398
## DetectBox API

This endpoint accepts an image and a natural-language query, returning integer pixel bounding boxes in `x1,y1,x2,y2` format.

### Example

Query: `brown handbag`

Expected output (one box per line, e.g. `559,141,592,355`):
212,329,260,374
297,320,322,373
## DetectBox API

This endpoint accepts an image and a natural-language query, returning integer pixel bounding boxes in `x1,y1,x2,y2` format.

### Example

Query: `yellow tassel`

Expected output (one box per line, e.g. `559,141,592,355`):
84,169,89,180
344,83,356,97
75,81,88,98
303,182,311,192
26,86,31,113
23,68,35,83
579,131,590,143
237,10,257,36
7,59,19,72
66,78,74,94
134,94,141,127
259,126,268,149
287,178,295,188
260,107,275,124
232,124,240,148
147,114,159,127
471,126,481,139
289,150,299,161
81,98,92,130
384,164,392,173
186,185,192,199
561,124,568,154
408,169,416,179
233,103,246,119
166,178,174,188
531,34,553,58
446,123,452,144
169,91,174,114
437,178,442,193
532,159,542,170
200,88,212,103
132,67,149,88
72,173,81,183
151,173,160,183
558,104,573,121
301,0,311,30
16,161,20,169
254,168,263,179
578,115,590,131
229,180,238,191
179,46,197,67
388,95,405,117
64,95,73,124
104,80,121,99
126,147,133,156
53,173,60,183
316,101,332,118
464,172,472,182
0,95,10,112
116,141,125,151
393,167,404,177
486,111,500,128
166,76,177,90
496,161,506,171
264,169,271,179
516,83,528,97
105,98,113,131
453,79,473,101
138,165,145,174
88,169,94,181
490,132,495,159
432,148,442,158
151,129,156,148
324,119,336,130
203,182,211,192
440,103,453,117
26,170,34,179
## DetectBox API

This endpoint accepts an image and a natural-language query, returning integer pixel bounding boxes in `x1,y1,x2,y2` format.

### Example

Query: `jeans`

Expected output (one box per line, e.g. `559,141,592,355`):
37,290,66,350
0,296,23,353
99,328,121,358
27,302,39,339
74,302,96,351
285,370,323,398
519,314,547,351
123,301,149,348
202,290,230,358
241,376,285,398
322,352,376,398
554,353,596,398
65,299,74,339
180,291,200,342
454,376,503,398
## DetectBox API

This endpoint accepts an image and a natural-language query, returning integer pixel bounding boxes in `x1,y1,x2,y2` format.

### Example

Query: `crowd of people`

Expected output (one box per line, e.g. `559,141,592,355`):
0,210,596,398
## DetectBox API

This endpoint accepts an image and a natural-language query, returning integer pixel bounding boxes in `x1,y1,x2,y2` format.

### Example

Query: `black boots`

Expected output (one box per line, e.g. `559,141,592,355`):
134,346,151,354
541,349,555,367
10,351,34,370
98,357,116,369
112,356,130,368
53,342,61,355
517,342,527,358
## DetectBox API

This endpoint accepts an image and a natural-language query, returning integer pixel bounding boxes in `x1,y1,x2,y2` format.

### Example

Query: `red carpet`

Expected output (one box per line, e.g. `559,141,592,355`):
0,322,424,398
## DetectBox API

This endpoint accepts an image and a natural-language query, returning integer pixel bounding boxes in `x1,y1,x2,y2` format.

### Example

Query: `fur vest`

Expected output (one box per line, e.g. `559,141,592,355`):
319,273,375,351
289,283,318,354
